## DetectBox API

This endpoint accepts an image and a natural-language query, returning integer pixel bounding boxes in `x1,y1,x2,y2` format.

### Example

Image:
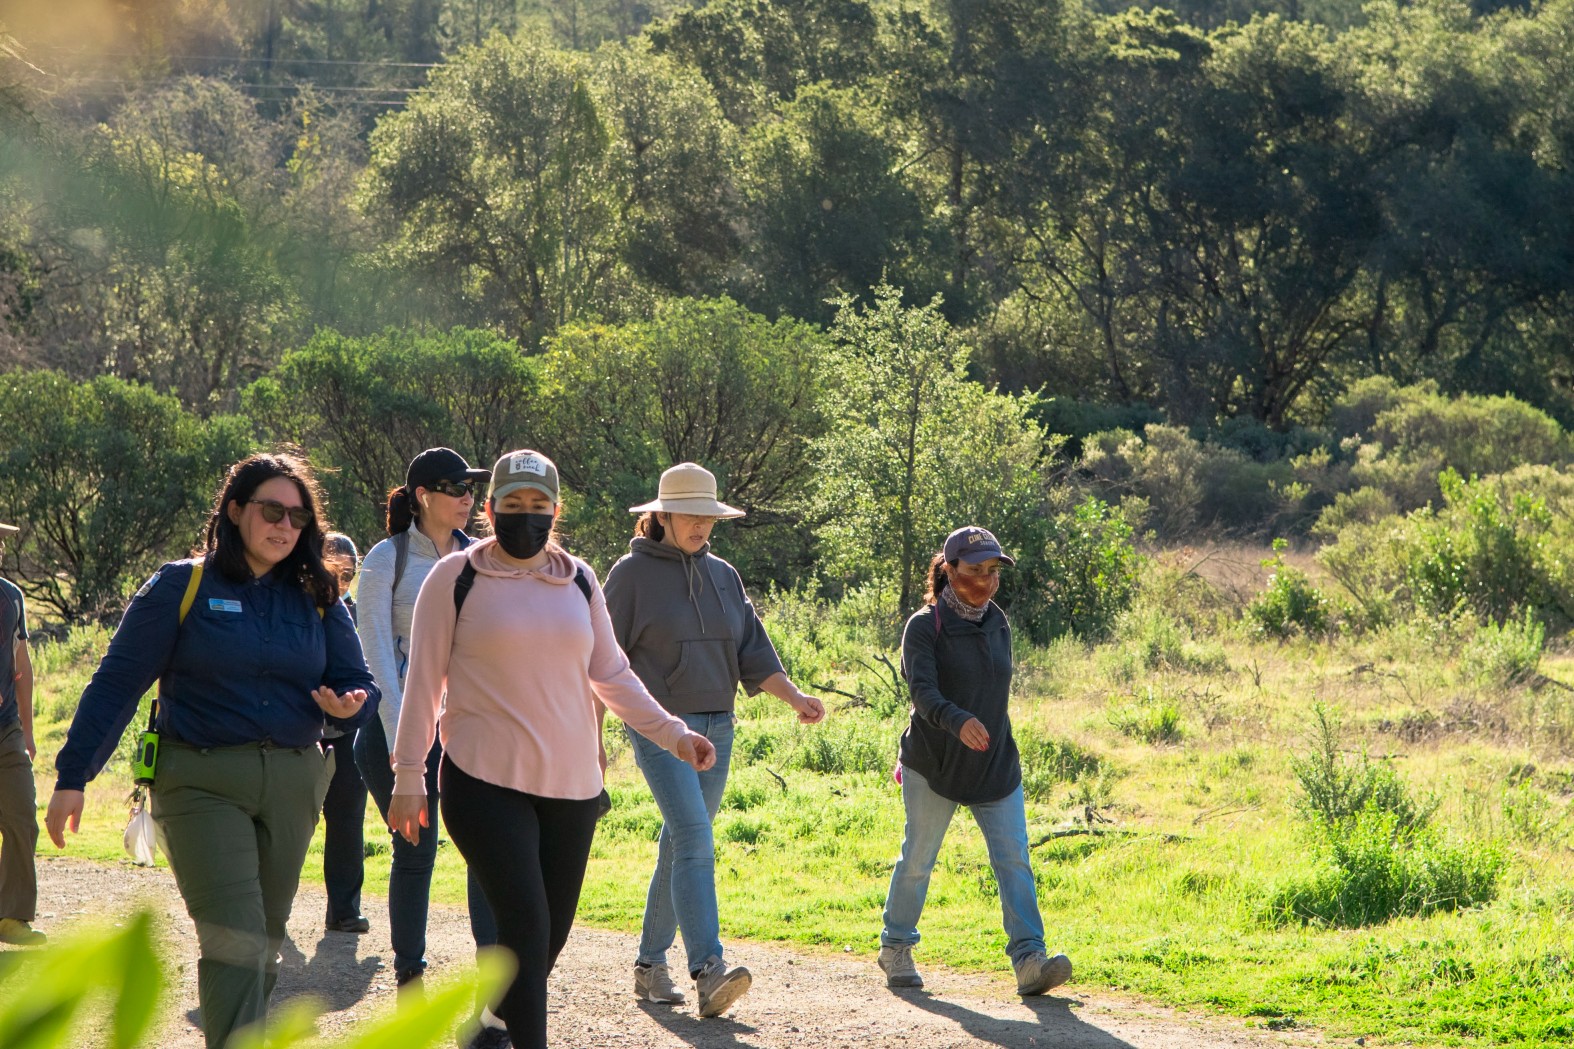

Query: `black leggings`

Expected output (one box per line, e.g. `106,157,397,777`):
440,755,601,1049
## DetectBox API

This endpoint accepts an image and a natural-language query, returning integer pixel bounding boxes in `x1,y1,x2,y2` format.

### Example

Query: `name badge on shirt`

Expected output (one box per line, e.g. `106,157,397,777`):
208,598,243,613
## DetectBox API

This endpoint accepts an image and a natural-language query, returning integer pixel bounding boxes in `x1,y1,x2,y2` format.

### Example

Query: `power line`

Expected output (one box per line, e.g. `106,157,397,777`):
26,46,444,70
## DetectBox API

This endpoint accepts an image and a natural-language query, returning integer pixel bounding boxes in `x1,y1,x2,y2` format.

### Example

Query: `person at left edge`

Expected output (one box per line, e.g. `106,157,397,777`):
46,453,378,1049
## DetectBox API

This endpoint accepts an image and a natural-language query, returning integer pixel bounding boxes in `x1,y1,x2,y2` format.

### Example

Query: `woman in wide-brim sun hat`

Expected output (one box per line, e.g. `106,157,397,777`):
602,462,827,1016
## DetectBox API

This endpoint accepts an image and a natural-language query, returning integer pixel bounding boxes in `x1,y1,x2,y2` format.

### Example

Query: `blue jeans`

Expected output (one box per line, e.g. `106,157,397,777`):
881,764,1046,963
627,711,734,975
354,717,497,977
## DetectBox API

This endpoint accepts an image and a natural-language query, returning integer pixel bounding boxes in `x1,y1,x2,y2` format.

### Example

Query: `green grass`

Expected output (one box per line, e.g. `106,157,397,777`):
26,567,1574,1048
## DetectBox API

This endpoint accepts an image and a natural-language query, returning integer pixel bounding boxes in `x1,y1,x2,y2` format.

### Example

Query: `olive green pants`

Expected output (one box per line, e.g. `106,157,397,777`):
152,741,331,1049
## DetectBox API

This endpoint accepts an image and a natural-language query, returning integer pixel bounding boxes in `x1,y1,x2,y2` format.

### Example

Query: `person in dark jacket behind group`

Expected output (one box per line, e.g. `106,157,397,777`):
45,453,378,1049
604,462,826,1017
319,532,370,934
877,525,1072,998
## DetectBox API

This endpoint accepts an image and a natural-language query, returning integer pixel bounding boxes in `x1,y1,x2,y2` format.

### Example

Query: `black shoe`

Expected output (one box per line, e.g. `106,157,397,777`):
326,915,371,934
462,1025,511,1049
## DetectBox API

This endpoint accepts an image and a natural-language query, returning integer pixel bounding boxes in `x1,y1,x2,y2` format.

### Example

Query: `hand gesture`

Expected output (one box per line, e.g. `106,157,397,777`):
959,717,991,752
673,731,716,772
312,686,368,720
388,793,429,846
787,692,826,725
45,789,85,849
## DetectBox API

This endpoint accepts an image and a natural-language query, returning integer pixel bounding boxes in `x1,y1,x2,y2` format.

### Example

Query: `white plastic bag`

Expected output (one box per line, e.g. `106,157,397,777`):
123,789,158,867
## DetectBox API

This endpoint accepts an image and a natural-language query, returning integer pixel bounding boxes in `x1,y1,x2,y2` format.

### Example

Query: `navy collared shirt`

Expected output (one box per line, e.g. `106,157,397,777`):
54,559,379,792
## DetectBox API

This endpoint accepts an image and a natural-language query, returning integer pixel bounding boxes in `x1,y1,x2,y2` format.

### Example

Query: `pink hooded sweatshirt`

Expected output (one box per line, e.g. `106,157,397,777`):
391,538,691,800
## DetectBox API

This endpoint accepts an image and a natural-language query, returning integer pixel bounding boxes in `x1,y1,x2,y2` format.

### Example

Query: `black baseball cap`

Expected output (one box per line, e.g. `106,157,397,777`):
406,448,491,492
943,526,1015,566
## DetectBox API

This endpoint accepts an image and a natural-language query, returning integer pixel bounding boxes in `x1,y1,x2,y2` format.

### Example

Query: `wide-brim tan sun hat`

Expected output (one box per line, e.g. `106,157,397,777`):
628,462,745,519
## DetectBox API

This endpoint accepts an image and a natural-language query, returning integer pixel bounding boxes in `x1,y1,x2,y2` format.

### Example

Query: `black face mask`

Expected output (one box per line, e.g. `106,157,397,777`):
493,512,554,560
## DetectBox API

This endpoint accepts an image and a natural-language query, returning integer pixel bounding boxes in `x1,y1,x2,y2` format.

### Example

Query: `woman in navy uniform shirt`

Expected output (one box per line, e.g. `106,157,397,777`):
46,453,378,1049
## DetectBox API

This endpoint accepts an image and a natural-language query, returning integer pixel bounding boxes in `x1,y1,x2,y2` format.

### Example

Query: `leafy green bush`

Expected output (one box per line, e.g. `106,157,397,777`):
1461,609,1545,689
1004,495,1144,644
1247,539,1332,638
1290,705,1436,834
1107,687,1184,745
0,370,252,622
1274,704,1500,927
1406,471,1566,625
1267,808,1505,928
1319,469,1574,631
1077,424,1302,540
1016,727,1110,802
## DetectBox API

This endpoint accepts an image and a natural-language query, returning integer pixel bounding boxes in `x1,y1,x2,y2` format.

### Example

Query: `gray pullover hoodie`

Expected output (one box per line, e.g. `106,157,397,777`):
602,537,784,715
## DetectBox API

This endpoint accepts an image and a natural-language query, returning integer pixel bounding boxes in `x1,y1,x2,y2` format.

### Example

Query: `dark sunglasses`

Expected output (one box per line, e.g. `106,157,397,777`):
427,479,478,499
248,499,312,529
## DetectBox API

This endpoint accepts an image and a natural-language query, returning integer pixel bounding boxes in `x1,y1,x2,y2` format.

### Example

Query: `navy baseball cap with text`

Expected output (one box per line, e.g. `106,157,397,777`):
943,526,1015,566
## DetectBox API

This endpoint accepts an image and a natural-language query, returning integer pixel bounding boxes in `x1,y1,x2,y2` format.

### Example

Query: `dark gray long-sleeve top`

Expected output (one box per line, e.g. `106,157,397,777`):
602,537,784,715
898,600,1022,805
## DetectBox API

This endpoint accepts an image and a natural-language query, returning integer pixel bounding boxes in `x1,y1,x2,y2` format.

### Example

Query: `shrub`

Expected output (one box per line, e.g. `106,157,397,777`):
1107,687,1185,745
1460,609,1545,689
1267,808,1505,927
1290,704,1436,834
1406,471,1567,626
1247,539,1332,638
1005,495,1144,643
1016,728,1109,802
1318,469,1574,631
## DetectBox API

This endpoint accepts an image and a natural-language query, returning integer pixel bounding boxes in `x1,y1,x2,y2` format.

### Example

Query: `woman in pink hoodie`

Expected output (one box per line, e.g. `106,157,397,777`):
388,449,715,1049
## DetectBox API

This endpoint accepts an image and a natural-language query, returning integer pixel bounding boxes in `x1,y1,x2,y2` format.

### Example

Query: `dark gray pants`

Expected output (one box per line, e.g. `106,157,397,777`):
152,741,330,1049
0,721,38,922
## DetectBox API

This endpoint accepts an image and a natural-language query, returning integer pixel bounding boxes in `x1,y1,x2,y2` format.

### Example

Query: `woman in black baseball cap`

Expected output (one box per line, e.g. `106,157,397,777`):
877,525,1073,999
352,447,503,1031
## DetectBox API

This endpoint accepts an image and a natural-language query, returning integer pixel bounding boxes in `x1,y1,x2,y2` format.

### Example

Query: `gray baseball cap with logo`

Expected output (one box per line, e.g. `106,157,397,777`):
489,449,560,503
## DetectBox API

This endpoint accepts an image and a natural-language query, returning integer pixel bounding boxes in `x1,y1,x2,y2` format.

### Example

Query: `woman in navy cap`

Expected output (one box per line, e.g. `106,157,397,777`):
877,525,1072,998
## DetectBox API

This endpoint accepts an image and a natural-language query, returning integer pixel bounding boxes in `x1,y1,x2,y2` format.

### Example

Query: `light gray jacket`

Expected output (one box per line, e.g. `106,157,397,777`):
356,525,472,741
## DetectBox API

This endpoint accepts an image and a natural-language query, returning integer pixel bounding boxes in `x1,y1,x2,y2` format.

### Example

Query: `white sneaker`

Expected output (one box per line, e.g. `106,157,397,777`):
634,962,686,1004
694,955,751,1017
1014,951,1072,995
878,944,924,989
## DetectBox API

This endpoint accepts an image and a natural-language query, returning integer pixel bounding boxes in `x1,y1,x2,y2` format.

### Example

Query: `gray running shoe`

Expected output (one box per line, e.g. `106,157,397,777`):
634,962,686,1004
1014,951,1072,996
694,955,752,1017
878,945,924,989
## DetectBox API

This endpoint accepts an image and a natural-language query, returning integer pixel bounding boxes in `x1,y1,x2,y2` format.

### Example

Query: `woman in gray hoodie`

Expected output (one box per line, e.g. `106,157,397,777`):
603,462,826,1018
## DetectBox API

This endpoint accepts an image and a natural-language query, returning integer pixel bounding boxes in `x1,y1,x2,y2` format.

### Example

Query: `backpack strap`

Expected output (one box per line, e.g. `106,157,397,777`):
390,530,410,601
178,562,203,625
158,561,207,733
453,560,478,618
452,561,593,618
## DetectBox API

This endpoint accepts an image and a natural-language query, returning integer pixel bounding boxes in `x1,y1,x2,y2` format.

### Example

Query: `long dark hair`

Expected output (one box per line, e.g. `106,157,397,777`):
386,484,416,536
204,452,338,610
633,511,665,542
922,552,952,606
